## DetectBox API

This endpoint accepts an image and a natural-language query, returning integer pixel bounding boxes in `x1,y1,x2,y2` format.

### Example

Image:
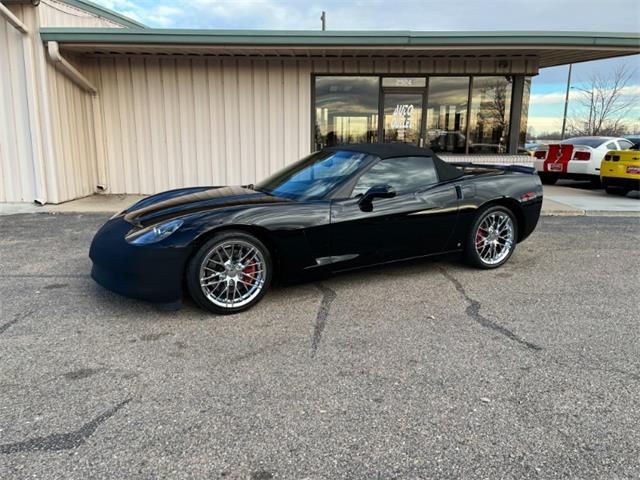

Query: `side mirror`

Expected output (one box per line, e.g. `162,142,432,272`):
358,184,396,211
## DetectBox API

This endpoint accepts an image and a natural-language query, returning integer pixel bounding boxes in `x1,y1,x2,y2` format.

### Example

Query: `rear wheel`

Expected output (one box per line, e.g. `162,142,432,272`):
604,185,630,196
186,231,272,315
589,177,602,188
465,206,518,269
538,173,557,185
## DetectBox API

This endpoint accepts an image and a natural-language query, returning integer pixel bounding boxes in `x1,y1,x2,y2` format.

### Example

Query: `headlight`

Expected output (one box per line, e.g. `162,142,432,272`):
125,219,184,245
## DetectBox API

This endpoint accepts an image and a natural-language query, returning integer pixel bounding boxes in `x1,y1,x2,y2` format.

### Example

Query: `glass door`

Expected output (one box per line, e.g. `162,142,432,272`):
382,92,424,145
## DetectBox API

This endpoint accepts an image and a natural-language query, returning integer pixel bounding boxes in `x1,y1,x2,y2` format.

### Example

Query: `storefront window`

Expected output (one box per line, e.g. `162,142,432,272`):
425,77,470,153
519,77,531,152
314,76,379,149
383,92,423,144
468,76,513,154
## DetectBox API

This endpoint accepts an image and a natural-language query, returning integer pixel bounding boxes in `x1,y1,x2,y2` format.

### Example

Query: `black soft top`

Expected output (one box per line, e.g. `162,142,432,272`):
325,143,463,182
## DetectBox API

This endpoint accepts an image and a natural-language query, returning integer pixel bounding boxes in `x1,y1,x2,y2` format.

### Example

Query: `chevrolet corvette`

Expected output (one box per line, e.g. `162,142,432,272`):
90,144,543,314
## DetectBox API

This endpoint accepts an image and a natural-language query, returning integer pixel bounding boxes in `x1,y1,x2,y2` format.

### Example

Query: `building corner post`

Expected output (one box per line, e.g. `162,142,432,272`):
508,75,525,154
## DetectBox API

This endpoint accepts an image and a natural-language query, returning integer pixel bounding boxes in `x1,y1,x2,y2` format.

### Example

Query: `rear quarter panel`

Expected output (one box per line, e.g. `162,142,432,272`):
601,150,640,180
451,172,543,247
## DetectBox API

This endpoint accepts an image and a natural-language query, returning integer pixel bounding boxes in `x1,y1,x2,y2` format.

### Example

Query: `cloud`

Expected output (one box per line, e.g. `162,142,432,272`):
92,0,640,31
531,85,640,106
526,116,563,133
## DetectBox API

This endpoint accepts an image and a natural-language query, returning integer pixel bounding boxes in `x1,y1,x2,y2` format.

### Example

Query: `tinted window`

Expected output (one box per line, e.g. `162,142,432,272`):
561,137,607,148
606,142,618,150
468,76,513,154
314,76,379,150
352,156,438,197
426,77,470,153
256,150,374,200
618,140,633,150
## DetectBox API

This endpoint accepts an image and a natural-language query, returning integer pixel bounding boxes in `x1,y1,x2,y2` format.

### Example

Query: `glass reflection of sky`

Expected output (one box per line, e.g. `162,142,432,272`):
259,150,372,200
314,75,520,153
353,157,438,196
315,76,379,147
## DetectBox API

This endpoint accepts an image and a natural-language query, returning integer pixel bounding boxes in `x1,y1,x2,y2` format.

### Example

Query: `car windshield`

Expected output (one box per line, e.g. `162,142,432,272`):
255,150,375,200
560,137,607,148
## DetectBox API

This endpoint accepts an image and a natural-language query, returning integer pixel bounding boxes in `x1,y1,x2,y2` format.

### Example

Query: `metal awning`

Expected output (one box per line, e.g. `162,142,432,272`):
39,29,640,68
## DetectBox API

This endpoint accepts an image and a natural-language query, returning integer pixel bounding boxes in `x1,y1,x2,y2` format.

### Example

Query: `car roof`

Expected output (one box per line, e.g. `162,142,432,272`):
324,143,434,159
564,136,619,141
323,142,463,182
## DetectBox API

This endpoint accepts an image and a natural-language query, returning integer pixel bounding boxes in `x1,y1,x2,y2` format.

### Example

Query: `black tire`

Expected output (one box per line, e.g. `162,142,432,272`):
538,173,557,185
186,230,273,315
604,185,630,196
464,205,518,269
589,177,602,188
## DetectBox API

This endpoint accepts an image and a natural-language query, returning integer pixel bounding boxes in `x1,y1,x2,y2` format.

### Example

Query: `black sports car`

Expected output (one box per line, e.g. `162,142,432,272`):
90,144,542,314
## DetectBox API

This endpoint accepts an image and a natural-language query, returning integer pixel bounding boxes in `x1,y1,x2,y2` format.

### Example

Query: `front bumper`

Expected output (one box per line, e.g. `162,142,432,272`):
89,217,193,303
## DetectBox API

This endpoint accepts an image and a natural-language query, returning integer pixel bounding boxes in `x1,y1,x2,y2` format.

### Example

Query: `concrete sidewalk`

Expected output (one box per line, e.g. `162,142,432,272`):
542,182,640,216
1,185,638,217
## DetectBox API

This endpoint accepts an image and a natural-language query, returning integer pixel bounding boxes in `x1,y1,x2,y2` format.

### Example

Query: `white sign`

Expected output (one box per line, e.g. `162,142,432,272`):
391,104,414,129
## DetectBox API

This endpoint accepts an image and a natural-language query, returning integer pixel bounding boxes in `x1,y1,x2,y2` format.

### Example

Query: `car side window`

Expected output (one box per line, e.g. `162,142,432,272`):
618,140,633,150
606,142,618,150
351,156,438,197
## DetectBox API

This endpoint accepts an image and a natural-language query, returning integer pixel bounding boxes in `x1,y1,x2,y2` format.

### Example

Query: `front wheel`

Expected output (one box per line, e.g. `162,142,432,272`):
465,206,518,269
186,231,272,314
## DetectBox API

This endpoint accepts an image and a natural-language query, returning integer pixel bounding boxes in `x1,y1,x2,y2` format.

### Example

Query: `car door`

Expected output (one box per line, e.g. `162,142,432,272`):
328,156,459,270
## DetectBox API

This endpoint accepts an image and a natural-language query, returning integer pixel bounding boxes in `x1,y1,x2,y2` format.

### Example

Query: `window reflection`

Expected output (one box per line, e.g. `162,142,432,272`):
352,157,438,196
425,77,470,153
314,76,379,149
313,74,522,155
468,77,512,154
383,93,423,144
519,77,531,152
257,150,373,200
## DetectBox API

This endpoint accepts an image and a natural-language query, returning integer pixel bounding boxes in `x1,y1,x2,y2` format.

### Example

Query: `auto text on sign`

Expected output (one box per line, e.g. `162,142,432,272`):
391,104,414,129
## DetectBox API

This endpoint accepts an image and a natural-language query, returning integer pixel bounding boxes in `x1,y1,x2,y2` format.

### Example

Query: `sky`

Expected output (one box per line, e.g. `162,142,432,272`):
96,0,640,135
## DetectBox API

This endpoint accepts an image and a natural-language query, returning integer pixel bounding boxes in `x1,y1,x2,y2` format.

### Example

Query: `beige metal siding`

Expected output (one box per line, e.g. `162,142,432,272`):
38,0,125,28
0,7,35,202
0,17,34,202
83,57,312,194
82,55,535,196
45,58,98,201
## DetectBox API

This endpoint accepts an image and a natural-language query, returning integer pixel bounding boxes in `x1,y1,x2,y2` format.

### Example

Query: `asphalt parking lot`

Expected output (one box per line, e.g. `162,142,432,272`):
1,213,639,479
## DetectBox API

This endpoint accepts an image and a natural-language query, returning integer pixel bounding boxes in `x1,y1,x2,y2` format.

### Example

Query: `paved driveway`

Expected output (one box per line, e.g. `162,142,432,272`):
0,213,638,479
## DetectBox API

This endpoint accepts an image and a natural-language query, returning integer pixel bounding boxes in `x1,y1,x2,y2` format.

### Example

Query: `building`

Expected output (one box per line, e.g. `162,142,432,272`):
1,0,639,204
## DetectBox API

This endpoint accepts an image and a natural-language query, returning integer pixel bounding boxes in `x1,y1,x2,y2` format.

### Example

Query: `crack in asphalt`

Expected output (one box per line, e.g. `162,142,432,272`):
311,283,337,358
0,399,132,454
438,268,542,351
0,309,36,335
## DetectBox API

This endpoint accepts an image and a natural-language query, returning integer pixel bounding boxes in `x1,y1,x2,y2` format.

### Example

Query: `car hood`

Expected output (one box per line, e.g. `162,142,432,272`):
123,186,290,227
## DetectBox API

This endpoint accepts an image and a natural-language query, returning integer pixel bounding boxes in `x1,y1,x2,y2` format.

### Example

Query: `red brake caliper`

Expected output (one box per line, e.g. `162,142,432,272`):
242,264,257,287
476,228,485,248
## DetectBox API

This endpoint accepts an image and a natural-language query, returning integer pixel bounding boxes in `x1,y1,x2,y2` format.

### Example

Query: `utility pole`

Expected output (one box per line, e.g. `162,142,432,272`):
320,11,326,31
560,63,572,140
572,85,595,135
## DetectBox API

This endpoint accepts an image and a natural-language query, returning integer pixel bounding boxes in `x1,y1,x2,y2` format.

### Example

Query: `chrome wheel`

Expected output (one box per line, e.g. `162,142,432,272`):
199,240,266,309
474,211,514,266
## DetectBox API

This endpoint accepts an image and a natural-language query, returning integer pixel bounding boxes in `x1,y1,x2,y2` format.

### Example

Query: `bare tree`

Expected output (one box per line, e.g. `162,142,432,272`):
568,64,638,136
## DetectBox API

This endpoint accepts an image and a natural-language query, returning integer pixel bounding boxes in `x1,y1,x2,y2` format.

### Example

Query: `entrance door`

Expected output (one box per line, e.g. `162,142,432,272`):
382,92,424,145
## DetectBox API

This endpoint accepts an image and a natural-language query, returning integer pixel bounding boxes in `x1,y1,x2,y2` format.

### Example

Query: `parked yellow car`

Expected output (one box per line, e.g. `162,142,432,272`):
600,144,640,195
